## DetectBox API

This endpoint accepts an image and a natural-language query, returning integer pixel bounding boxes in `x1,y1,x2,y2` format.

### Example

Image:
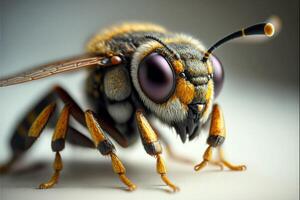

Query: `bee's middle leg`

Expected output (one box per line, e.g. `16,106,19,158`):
38,104,72,189
85,110,136,191
135,110,179,192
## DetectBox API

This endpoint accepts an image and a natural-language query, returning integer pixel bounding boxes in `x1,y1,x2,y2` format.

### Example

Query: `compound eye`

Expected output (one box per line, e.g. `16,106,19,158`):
209,54,224,98
138,52,175,103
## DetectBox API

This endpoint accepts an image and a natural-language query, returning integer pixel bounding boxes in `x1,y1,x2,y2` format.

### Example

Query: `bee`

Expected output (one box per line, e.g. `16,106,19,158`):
0,21,275,192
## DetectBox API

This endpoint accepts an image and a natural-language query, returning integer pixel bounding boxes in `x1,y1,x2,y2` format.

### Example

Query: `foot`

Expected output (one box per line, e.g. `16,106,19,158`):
38,171,60,189
194,146,247,172
219,148,246,171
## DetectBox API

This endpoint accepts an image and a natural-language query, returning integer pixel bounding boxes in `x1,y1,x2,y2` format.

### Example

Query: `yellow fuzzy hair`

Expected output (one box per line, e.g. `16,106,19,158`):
86,22,167,54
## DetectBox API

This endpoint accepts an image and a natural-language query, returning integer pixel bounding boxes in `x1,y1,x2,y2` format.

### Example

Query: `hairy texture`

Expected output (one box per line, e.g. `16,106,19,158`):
104,66,132,101
131,33,215,125
175,78,195,105
87,22,167,54
167,35,215,124
194,85,208,104
85,23,215,127
131,40,188,123
165,34,206,53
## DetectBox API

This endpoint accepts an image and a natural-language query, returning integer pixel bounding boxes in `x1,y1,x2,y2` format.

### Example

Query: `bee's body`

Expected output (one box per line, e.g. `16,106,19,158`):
0,21,275,191
84,23,214,146
82,23,208,145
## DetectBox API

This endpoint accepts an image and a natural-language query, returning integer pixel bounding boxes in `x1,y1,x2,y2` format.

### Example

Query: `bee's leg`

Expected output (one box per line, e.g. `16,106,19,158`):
194,104,247,171
0,85,87,174
0,102,56,173
0,92,57,174
85,110,136,191
0,103,56,173
0,84,96,174
65,126,94,148
135,110,179,192
39,104,70,189
38,124,94,188
55,85,130,147
0,85,124,174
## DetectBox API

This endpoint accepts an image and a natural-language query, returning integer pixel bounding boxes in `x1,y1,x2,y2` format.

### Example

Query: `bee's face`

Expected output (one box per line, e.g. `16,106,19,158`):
131,35,224,142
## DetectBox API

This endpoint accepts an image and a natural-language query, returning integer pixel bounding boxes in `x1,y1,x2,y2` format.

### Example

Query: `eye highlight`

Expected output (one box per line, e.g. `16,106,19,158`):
138,52,176,103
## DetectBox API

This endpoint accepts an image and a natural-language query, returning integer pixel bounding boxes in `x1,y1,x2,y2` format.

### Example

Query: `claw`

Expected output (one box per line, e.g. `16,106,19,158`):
39,183,55,189
161,174,180,192
219,148,247,171
221,160,247,171
119,174,137,191
194,160,208,171
38,170,60,189
195,146,246,172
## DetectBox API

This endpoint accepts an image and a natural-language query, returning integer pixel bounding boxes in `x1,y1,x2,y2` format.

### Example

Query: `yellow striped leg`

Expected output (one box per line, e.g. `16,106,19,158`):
85,110,136,191
195,104,246,171
39,104,70,189
136,110,179,192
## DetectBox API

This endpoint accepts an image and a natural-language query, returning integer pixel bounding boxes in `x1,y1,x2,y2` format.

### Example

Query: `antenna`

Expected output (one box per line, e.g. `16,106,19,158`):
145,35,180,60
202,23,275,62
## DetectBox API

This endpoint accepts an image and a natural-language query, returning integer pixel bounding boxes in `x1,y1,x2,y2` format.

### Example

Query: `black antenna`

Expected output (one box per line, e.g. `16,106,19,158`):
202,23,275,62
145,35,180,60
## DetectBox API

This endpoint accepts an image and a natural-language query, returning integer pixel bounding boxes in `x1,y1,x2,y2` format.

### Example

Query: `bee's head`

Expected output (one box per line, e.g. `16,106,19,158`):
131,23,274,143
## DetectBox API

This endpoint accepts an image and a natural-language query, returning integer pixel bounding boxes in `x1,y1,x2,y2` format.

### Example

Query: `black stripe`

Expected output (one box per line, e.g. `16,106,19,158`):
51,139,65,152
97,139,115,155
207,135,225,147
143,141,162,155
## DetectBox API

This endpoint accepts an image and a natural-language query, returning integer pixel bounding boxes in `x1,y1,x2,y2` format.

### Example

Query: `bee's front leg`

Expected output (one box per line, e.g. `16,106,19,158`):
194,104,247,172
135,109,179,192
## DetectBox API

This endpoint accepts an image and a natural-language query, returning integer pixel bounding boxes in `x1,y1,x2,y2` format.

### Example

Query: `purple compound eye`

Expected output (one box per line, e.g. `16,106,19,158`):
209,54,224,98
138,53,176,103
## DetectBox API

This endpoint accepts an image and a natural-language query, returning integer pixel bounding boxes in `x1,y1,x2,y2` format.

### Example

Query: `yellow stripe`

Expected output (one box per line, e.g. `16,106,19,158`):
135,110,158,143
28,103,56,138
52,105,70,141
85,111,106,146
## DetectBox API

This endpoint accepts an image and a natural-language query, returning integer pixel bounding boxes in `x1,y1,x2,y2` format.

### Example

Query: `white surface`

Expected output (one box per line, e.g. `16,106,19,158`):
0,73,299,200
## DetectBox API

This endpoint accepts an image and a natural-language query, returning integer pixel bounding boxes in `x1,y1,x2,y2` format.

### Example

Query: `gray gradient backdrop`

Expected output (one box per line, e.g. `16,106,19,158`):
0,0,299,200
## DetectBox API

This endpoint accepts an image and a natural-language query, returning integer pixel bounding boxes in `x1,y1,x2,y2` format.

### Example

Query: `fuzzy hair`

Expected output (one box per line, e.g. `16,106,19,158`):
131,41,188,124
103,66,132,101
165,34,206,53
86,22,167,54
167,34,215,124
131,33,215,125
